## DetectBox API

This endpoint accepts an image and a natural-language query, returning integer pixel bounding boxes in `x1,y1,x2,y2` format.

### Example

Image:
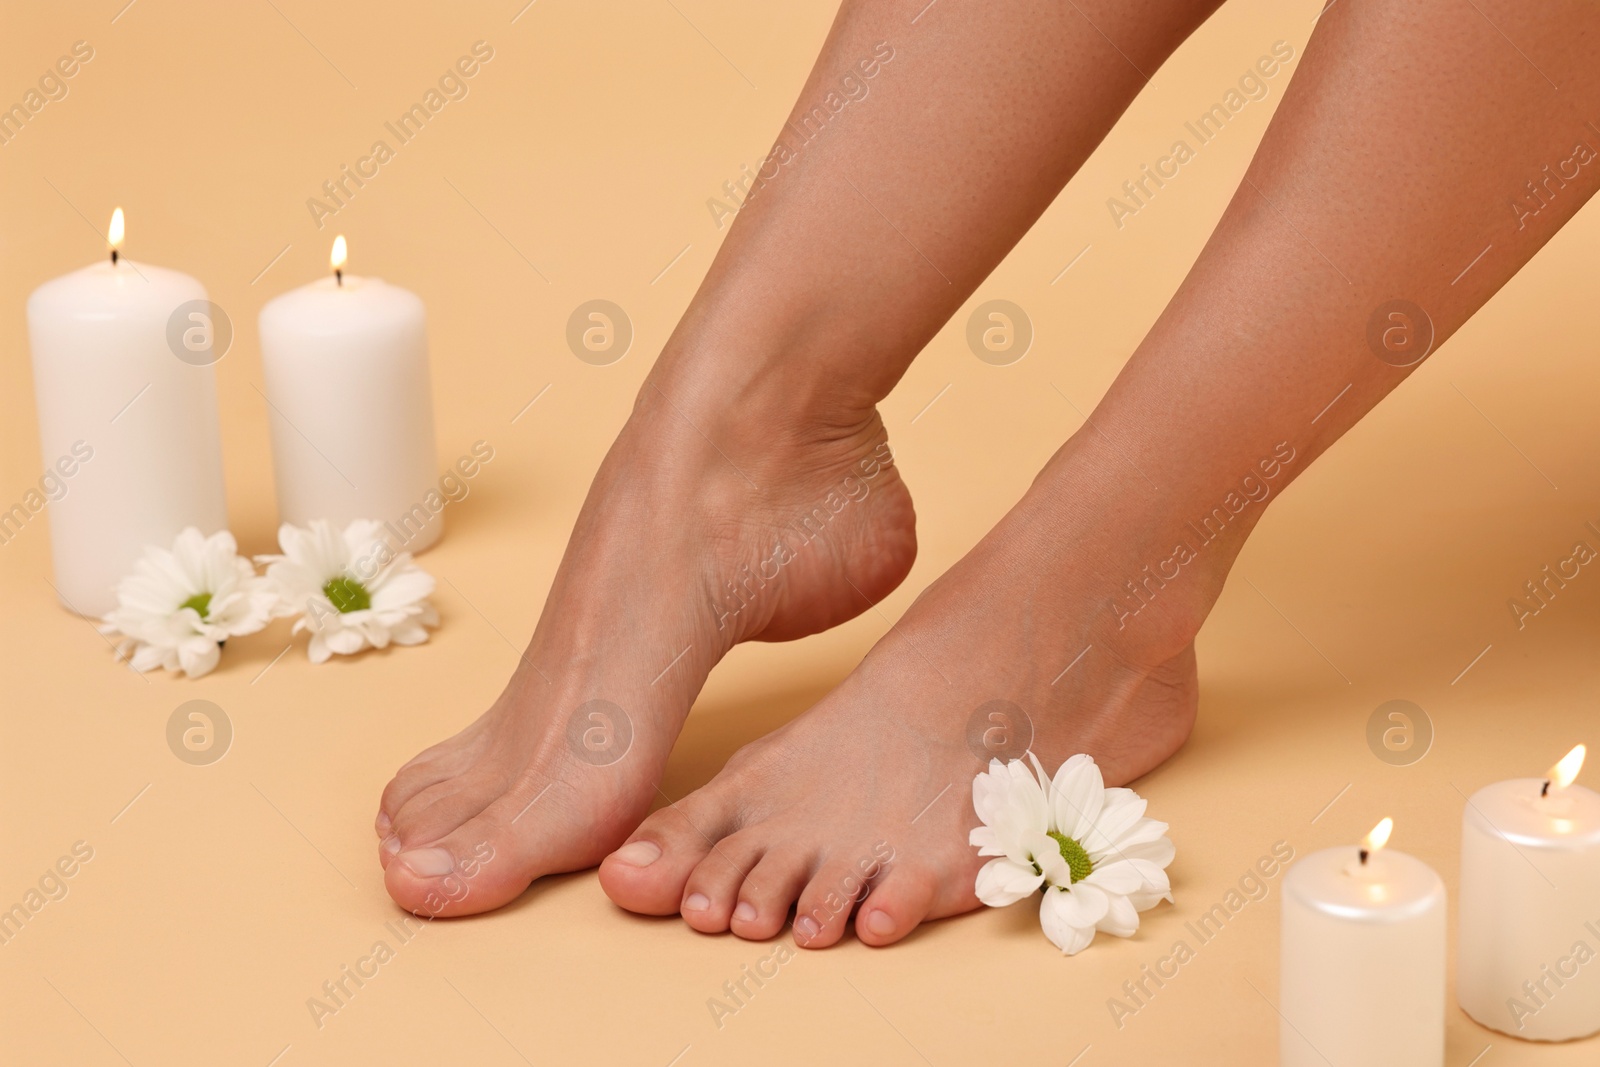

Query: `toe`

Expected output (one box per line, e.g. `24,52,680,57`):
599,795,735,916
387,777,503,860
378,740,476,823
384,783,601,917
385,836,508,918
793,856,873,949
679,833,764,934
855,864,938,947
732,849,814,941
377,832,403,870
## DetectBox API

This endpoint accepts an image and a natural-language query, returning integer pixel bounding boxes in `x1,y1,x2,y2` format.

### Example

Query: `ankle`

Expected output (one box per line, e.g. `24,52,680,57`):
642,289,898,440
1012,432,1248,661
640,340,886,474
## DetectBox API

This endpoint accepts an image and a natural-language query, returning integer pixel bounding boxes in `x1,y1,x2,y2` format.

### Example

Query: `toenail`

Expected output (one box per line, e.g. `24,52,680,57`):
375,811,392,836
398,848,455,877
381,835,401,856
733,901,757,923
613,841,661,867
865,910,896,937
795,916,820,942
683,893,711,913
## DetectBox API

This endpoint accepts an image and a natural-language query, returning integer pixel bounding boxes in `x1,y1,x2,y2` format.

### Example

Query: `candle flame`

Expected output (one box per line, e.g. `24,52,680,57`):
1363,817,1393,854
107,207,124,250
330,234,347,272
1550,744,1586,791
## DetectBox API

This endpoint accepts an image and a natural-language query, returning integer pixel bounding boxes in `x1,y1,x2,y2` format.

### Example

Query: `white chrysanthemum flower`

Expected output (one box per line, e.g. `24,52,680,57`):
260,519,438,664
99,527,277,678
970,752,1174,954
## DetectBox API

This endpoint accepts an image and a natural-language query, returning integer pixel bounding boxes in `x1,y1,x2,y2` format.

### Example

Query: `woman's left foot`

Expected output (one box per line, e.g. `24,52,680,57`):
599,437,1211,946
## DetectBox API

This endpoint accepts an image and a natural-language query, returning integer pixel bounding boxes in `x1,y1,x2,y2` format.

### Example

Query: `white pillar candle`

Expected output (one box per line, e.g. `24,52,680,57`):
258,236,440,552
1458,745,1600,1041
1280,819,1447,1067
25,209,228,617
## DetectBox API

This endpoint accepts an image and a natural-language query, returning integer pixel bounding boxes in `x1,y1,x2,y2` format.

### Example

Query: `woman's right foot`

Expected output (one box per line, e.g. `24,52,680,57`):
597,428,1210,946
375,363,918,917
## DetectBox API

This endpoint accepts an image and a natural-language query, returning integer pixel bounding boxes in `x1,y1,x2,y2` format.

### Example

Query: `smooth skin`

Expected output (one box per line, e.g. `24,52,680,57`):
376,0,1223,916
379,0,1600,948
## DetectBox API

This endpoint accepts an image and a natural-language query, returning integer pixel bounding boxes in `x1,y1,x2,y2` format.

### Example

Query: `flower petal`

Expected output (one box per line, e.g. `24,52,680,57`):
1084,792,1149,854
368,567,434,611
176,637,221,678
1096,892,1141,938
1048,881,1109,928
1124,859,1174,908
341,519,390,560
1085,859,1145,895
1126,857,1172,887
974,857,1044,907
971,757,1051,869
969,825,1006,856
1010,759,1052,829
1027,831,1071,888
1048,753,1104,840
1103,817,1171,854
1040,889,1099,955
972,759,1010,826
129,642,169,673
323,626,367,656
1128,886,1175,912
1112,835,1176,868
388,622,430,646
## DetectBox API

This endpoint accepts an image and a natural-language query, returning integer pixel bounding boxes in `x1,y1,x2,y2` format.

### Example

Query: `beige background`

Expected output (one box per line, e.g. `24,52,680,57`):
3,1,1598,1063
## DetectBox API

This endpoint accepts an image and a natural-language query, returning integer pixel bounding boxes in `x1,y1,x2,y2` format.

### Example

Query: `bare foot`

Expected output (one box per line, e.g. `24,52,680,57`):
598,434,1207,946
376,365,916,916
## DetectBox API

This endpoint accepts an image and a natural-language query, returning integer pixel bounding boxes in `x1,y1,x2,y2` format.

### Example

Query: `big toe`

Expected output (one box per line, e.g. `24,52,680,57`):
384,786,589,917
380,774,505,872
598,794,734,916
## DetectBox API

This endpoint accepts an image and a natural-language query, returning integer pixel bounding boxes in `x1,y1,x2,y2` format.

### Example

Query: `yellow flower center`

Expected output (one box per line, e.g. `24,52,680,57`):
323,576,371,613
180,592,212,619
1048,830,1094,884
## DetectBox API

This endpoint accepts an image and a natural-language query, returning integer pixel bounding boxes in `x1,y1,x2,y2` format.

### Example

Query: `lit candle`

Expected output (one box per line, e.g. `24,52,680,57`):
258,237,440,552
1280,818,1447,1067
1458,744,1600,1040
26,208,228,617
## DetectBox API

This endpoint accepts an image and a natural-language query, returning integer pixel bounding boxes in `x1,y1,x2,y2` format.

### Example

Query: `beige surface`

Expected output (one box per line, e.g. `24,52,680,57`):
3,1,1598,1064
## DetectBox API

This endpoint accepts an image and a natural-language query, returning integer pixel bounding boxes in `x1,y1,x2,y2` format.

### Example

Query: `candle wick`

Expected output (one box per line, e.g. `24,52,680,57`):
110,249,119,266
335,268,343,287
1541,779,1551,797
1358,848,1369,865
